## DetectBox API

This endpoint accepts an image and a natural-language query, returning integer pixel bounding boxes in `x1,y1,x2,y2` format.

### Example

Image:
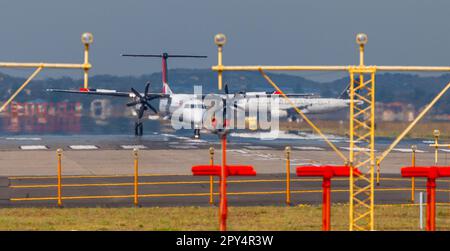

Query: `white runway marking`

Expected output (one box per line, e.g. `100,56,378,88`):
120,145,147,150
227,149,249,154
169,145,198,149
292,162,324,166
439,149,450,153
340,147,376,152
69,145,99,150
20,145,48,150
293,146,325,151
244,146,273,150
393,148,426,153
185,139,208,143
6,137,42,141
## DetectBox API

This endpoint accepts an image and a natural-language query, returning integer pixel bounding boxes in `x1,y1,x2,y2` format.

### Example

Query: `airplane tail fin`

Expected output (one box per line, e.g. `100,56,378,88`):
338,83,351,99
121,53,206,96
162,82,173,95
338,82,364,99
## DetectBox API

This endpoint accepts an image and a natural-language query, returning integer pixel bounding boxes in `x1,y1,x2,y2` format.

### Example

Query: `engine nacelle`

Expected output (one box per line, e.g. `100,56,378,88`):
182,108,203,129
270,109,288,119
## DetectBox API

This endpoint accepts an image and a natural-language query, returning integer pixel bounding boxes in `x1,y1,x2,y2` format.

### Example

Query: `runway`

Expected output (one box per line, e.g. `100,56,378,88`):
1,132,449,207
0,131,444,152
3,174,450,207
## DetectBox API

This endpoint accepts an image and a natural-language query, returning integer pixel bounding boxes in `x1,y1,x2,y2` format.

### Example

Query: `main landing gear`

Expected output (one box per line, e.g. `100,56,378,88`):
135,121,143,136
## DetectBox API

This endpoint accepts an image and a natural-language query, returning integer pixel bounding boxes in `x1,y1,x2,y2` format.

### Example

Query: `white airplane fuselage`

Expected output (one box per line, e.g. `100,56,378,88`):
158,92,351,130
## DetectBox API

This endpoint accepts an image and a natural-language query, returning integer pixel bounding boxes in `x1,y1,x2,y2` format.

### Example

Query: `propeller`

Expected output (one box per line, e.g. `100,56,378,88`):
127,82,159,120
211,84,246,137
224,84,245,111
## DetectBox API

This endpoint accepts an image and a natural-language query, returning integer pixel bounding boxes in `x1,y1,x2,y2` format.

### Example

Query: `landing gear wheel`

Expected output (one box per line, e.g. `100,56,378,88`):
135,122,143,136
194,129,200,139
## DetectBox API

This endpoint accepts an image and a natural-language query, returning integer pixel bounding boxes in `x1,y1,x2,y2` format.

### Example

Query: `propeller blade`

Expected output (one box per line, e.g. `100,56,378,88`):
234,103,245,111
222,99,227,126
167,55,207,58
146,103,158,114
138,105,145,119
145,82,150,96
131,88,142,98
126,101,140,107
147,96,160,101
224,84,229,95
122,54,163,57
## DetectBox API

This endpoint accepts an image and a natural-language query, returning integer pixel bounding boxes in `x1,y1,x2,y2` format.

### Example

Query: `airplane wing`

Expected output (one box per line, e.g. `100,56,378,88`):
284,93,319,98
46,88,169,98
286,106,310,114
240,91,319,98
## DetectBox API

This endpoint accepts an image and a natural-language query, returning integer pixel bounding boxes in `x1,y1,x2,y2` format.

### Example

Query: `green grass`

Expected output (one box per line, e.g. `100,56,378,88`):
0,204,449,230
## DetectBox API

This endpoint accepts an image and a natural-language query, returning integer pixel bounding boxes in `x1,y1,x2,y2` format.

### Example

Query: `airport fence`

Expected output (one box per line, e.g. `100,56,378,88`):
7,147,450,208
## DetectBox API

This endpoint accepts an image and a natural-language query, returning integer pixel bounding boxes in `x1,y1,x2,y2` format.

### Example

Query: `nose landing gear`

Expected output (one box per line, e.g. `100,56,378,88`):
194,129,201,139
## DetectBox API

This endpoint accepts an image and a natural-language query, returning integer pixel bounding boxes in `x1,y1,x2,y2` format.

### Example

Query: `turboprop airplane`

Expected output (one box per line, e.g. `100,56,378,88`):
47,52,355,138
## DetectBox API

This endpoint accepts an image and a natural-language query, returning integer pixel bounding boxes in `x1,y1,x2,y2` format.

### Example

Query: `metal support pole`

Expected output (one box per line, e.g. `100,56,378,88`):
214,34,226,90
376,157,381,186
0,67,43,113
209,147,215,205
426,178,436,231
411,145,417,203
0,32,93,112
348,72,355,231
56,148,63,208
217,46,223,90
433,130,440,165
209,32,450,231
378,82,450,165
419,192,424,230
285,146,291,206
348,35,376,230
219,135,228,231
133,148,139,207
84,44,90,89
259,69,347,162
322,177,331,231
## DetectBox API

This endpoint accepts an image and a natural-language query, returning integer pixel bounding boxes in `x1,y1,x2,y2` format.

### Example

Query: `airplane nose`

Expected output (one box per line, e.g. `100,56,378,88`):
193,110,204,124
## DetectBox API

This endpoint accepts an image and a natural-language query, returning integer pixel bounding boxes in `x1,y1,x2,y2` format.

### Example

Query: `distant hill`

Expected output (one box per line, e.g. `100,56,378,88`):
1,69,450,114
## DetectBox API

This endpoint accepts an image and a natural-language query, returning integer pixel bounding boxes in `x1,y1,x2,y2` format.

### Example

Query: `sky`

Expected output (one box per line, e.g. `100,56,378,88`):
1,0,450,81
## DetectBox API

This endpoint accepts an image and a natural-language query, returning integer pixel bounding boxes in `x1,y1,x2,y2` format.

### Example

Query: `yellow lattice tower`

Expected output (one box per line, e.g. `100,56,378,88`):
348,33,375,230
212,32,450,231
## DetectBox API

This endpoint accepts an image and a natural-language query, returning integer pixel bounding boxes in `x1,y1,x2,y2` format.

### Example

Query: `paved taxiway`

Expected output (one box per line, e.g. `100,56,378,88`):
0,147,446,176
3,174,450,207
1,133,449,207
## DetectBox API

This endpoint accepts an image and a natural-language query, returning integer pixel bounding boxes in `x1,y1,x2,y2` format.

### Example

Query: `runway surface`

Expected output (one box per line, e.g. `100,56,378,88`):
0,132,445,152
2,174,450,207
1,132,450,207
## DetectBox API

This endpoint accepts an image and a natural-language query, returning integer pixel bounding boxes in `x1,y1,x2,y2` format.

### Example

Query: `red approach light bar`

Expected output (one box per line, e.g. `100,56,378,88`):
296,165,361,231
401,166,450,178
192,165,256,176
296,165,362,178
401,166,450,231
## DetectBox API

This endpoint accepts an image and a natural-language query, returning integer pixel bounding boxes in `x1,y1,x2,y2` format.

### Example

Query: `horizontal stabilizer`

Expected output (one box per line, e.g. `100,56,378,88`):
121,53,207,58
